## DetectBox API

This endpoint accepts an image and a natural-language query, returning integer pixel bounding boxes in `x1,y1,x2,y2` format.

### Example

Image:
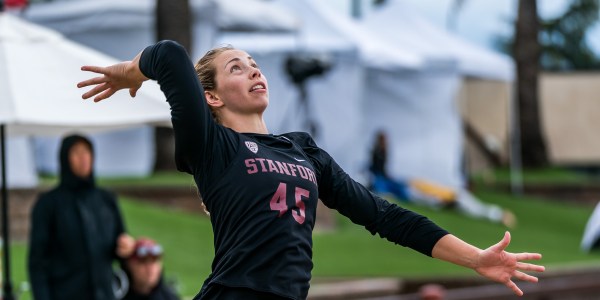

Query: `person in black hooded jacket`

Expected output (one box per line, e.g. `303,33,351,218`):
28,134,135,300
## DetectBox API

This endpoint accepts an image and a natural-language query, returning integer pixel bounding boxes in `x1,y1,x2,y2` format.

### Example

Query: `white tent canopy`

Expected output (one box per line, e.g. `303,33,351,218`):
304,0,424,71
0,13,170,187
362,1,515,81
217,0,299,32
26,0,217,61
0,14,168,135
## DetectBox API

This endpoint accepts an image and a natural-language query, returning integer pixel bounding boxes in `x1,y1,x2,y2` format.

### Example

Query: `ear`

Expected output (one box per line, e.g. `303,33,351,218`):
205,91,224,108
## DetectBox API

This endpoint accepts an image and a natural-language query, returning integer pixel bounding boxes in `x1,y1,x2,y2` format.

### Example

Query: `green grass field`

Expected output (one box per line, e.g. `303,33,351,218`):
472,166,600,186
8,174,600,299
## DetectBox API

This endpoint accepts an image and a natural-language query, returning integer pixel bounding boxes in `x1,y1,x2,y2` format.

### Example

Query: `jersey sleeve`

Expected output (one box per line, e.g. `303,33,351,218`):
139,40,229,175
288,132,449,257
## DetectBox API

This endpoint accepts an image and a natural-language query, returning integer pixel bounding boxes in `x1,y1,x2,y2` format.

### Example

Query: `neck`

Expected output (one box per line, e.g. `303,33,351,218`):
221,113,268,134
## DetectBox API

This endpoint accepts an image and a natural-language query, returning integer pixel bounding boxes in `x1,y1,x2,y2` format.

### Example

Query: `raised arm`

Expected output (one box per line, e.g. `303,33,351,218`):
78,40,218,173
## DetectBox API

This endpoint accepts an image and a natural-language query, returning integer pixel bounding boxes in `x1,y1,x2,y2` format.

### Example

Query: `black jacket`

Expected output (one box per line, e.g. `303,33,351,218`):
28,135,126,300
123,276,180,300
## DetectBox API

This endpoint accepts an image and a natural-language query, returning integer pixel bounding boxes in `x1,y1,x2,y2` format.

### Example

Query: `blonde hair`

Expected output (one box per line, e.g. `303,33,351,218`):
194,45,236,124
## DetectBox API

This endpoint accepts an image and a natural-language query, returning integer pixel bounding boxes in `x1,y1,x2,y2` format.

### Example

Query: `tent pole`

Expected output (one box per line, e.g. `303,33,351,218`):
1,124,14,300
509,82,523,196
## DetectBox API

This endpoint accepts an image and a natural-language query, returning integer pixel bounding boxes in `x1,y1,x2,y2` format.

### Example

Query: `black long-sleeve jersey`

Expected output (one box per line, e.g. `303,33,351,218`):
139,40,449,300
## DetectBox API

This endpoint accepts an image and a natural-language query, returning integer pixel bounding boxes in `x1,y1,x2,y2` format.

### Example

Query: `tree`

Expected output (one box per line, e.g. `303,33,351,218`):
540,0,600,70
156,0,192,50
514,0,548,167
154,0,192,170
495,0,600,167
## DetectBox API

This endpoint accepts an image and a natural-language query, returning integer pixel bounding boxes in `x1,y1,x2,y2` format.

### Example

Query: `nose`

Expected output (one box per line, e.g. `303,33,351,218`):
249,67,261,79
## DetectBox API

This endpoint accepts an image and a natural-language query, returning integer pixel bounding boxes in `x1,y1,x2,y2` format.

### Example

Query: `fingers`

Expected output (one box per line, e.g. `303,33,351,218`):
513,270,539,283
490,231,511,252
79,65,112,101
94,88,117,102
516,261,545,273
77,76,107,89
515,252,542,261
82,82,110,100
129,86,139,98
80,65,106,74
505,280,523,296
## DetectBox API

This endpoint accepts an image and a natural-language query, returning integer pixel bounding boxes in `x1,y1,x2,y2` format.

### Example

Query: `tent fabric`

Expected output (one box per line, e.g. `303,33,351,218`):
19,0,153,34
362,1,515,82
217,0,299,32
23,0,157,60
304,0,424,71
362,68,464,187
216,0,424,69
0,137,38,188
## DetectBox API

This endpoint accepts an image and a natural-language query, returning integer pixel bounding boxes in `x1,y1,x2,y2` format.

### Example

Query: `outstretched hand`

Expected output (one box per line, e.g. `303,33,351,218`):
77,56,147,102
474,231,545,296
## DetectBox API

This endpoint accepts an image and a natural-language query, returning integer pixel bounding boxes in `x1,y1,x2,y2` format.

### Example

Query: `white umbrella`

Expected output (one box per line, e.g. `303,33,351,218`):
0,12,170,298
0,13,169,135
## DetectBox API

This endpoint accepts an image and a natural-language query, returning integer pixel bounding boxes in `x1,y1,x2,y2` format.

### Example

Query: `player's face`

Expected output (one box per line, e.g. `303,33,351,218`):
212,49,269,116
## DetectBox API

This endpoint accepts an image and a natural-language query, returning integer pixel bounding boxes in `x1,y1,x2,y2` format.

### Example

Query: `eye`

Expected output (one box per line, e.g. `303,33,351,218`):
229,65,242,73
251,63,260,69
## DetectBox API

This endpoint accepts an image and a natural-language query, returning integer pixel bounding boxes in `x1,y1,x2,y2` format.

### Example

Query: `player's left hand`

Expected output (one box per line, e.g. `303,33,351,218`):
474,231,545,296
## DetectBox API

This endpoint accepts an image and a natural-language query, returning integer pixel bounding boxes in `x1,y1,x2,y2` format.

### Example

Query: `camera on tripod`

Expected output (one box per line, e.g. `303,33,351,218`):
285,53,332,85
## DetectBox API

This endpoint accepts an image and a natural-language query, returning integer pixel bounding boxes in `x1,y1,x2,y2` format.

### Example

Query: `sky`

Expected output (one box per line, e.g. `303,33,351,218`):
322,0,600,55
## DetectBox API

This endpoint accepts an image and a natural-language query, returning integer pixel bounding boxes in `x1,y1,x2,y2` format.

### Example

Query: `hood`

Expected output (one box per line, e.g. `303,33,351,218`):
59,134,95,190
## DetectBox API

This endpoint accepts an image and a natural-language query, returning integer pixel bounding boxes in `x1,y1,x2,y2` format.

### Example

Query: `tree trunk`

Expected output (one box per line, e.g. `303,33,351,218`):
156,0,192,50
514,0,548,167
154,0,192,171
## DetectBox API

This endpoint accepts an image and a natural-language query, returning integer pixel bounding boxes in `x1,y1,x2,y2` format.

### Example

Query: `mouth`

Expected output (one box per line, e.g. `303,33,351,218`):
250,82,266,92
